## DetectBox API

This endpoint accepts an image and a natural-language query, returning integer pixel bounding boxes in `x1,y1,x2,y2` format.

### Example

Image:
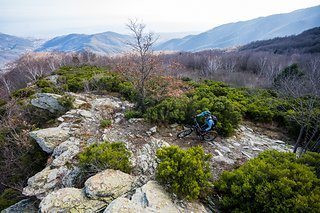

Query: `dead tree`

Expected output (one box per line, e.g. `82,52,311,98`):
126,19,158,111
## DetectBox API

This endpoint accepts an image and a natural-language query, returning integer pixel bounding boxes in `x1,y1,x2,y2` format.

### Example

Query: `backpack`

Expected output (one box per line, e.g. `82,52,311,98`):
211,115,218,123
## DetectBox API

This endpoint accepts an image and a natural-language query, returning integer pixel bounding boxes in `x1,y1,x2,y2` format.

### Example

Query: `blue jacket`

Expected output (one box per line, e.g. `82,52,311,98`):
196,112,214,131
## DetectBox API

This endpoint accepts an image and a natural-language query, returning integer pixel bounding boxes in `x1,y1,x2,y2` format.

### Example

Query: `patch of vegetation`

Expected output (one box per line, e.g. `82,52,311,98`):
57,95,74,111
100,119,112,128
0,189,20,210
156,146,212,200
79,141,132,174
11,87,35,99
124,110,143,119
214,150,320,212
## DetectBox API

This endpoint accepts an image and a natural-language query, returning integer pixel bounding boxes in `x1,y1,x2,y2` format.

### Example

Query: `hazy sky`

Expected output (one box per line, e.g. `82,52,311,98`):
1,0,319,38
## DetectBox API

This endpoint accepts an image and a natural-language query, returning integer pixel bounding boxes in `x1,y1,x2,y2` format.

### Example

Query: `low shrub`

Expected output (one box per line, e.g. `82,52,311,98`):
57,95,74,110
11,87,35,99
100,119,112,128
156,146,212,200
214,150,320,212
79,141,132,174
145,96,191,124
124,110,143,119
0,189,20,210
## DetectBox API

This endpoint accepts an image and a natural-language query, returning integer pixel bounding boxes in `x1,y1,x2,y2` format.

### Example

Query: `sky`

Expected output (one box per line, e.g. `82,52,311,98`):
0,0,319,38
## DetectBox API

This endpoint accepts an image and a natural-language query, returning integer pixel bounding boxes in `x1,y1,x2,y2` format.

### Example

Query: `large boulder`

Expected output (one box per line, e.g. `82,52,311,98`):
31,93,65,113
103,197,144,213
29,127,70,153
39,188,107,213
104,181,209,213
131,181,178,212
23,166,80,199
84,169,136,202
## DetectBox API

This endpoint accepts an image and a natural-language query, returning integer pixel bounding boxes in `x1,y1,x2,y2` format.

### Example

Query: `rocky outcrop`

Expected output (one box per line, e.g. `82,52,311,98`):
104,181,208,213
29,127,70,153
31,93,65,113
84,169,136,202
51,137,80,167
39,188,107,213
133,137,170,177
22,165,80,199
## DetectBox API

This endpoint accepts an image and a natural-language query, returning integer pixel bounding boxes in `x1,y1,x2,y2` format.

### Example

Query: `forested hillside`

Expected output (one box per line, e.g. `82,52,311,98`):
240,27,320,54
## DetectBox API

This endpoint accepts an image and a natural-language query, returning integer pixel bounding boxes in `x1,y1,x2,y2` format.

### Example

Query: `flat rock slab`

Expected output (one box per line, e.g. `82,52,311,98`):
84,169,135,202
39,188,107,213
29,127,70,153
31,93,65,113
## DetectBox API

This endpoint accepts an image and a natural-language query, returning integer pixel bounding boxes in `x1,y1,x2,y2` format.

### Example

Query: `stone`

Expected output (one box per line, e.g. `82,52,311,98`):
84,169,135,202
52,137,80,167
213,156,235,164
29,127,70,153
146,126,157,136
131,181,179,212
31,93,65,113
128,118,144,124
104,197,144,213
215,143,231,153
39,188,107,213
134,137,170,176
241,151,253,159
23,166,80,199
2,199,38,213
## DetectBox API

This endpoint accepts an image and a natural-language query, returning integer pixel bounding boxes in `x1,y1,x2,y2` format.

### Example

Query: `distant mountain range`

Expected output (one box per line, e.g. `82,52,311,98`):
1,5,319,68
156,5,320,51
240,27,320,54
0,33,41,67
35,31,132,54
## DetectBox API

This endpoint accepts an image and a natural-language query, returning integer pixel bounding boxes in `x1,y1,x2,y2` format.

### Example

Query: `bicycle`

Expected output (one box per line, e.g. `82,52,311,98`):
177,118,218,141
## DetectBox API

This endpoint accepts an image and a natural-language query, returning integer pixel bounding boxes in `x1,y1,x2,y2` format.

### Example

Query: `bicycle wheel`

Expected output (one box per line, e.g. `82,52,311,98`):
203,130,218,141
177,128,193,138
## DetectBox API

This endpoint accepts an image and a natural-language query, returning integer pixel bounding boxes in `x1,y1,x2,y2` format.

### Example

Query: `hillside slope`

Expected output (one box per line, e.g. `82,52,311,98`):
156,5,320,51
0,33,36,67
239,27,320,54
36,31,132,54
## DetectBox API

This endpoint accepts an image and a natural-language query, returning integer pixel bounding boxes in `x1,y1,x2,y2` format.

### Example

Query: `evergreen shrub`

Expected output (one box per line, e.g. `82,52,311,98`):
156,146,212,200
214,150,320,212
79,141,132,174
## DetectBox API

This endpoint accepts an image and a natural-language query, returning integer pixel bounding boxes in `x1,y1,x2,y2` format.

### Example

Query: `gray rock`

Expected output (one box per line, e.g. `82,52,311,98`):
131,181,179,212
23,166,80,199
84,169,135,202
52,137,80,167
146,126,157,136
39,188,107,213
213,156,235,164
31,93,65,113
104,197,144,213
134,137,170,177
29,127,70,153
104,181,208,213
2,199,38,213
128,118,144,124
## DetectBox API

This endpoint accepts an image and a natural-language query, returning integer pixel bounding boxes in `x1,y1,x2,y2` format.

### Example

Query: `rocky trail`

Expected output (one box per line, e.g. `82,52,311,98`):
3,92,293,213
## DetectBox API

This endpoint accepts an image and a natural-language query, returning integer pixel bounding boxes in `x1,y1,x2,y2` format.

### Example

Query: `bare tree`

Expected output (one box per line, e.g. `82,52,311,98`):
126,19,158,111
275,64,320,154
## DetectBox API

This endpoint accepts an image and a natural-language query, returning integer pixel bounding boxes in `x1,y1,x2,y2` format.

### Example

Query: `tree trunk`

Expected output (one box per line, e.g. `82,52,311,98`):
293,125,305,153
